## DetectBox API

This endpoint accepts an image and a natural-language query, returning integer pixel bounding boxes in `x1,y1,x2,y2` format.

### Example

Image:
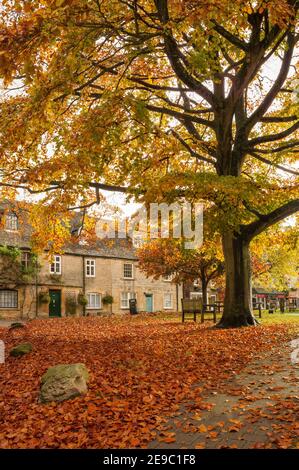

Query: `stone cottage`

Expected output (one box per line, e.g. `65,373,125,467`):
0,202,182,320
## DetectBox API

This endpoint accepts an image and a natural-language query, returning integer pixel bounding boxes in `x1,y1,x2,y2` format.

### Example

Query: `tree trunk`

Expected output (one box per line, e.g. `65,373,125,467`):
201,274,208,307
217,231,258,328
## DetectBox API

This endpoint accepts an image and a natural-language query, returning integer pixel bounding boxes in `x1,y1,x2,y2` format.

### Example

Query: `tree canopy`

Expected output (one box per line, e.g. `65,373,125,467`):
0,0,298,325
252,222,299,290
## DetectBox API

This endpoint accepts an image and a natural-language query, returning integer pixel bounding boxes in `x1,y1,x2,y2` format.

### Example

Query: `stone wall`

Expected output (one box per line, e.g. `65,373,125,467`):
0,253,183,319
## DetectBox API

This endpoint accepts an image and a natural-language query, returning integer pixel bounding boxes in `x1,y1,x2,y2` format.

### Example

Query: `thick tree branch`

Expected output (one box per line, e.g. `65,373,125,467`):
0,180,129,195
146,104,215,128
154,0,216,106
171,130,216,165
248,151,299,176
252,141,299,154
211,20,249,51
242,199,299,242
242,200,266,219
245,32,296,130
259,115,298,123
248,120,299,146
88,182,129,193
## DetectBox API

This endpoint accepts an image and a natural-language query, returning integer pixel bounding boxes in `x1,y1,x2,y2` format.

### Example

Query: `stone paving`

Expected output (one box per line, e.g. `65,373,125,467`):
0,320,16,328
0,320,29,328
148,341,299,449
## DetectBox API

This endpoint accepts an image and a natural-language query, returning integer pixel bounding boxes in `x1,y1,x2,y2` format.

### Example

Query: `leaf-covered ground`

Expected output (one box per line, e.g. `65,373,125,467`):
0,315,298,448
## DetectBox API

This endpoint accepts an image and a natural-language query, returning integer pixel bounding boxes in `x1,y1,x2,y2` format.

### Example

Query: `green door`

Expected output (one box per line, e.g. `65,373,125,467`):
49,290,61,317
145,294,153,313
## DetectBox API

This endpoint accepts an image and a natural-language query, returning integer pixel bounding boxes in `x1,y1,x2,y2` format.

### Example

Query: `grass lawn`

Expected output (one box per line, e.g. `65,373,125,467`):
0,314,298,448
260,312,299,325
152,310,299,325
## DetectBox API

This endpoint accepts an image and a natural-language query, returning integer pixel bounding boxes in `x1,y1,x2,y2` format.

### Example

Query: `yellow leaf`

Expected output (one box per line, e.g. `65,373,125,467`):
198,424,208,433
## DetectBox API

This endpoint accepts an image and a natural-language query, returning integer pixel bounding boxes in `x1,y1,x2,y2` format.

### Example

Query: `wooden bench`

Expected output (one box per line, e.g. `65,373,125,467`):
201,303,217,323
181,299,217,323
214,302,224,315
181,299,201,322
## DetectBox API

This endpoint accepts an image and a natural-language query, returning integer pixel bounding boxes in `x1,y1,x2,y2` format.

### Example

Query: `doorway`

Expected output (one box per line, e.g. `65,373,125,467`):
49,290,62,317
145,294,153,313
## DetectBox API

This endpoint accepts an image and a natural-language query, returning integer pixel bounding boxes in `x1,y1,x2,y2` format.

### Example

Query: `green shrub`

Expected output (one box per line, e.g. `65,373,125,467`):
77,293,88,306
102,294,114,305
66,295,77,316
39,291,50,304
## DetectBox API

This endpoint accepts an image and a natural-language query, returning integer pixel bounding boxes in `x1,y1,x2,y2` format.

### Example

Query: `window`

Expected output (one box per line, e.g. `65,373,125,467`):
0,290,18,309
209,295,217,304
121,292,136,309
50,255,62,274
162,274,172,282
190,292,202,300
86,259,95,277
87,293,102,309
5,212,18,231
123,263,133,279
164,293,173,309
21,251,31,270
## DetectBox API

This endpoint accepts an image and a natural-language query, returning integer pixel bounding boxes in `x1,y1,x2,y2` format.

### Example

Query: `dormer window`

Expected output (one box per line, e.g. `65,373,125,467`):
5,212,18,231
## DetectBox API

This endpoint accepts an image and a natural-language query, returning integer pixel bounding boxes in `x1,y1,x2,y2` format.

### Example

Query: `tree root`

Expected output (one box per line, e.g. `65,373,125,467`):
215,314,259,329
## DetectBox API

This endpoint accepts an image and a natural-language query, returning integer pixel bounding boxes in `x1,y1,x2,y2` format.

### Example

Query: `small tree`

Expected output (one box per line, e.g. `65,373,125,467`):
65,293,77,316
138,237,224,306
102,294,114,314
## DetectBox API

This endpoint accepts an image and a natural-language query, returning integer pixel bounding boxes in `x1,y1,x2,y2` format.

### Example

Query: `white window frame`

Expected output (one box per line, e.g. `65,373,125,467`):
86,293,102,309
123,263,134,279
0,290,18,309
163,293,173,309
190,292,203,300
5,212,18,231
162,274,172,282
209,294,217,304
85,259,96,277
21,251,31,270
50,255,62,275
121,292,136,309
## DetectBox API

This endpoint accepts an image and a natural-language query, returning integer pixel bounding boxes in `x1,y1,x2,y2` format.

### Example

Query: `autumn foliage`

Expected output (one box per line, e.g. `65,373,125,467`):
0,316,297,448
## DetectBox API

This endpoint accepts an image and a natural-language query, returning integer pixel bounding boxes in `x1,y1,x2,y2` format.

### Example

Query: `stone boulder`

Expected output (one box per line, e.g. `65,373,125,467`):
9,322,26,330
9,342,32,357
39,363,89,403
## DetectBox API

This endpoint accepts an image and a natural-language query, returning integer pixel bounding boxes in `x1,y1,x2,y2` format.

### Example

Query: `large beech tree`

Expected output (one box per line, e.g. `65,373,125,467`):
0,1,298,326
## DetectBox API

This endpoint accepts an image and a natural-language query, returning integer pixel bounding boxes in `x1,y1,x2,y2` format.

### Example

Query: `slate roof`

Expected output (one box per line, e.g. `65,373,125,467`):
64,239,137,260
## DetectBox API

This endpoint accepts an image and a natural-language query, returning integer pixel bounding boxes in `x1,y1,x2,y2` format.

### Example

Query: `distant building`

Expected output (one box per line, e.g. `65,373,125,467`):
182,279,219,305
252,287,299,310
